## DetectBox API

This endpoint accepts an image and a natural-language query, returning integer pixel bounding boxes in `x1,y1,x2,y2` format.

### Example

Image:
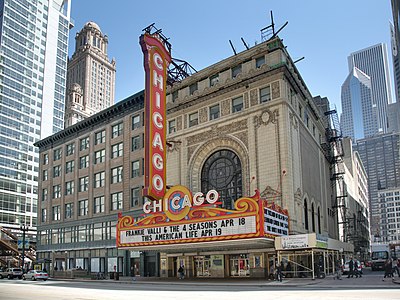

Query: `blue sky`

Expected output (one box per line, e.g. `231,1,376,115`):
68,0,393,114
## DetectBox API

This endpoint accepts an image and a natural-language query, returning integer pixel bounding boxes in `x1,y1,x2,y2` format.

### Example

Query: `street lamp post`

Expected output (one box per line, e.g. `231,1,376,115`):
20,225,28,273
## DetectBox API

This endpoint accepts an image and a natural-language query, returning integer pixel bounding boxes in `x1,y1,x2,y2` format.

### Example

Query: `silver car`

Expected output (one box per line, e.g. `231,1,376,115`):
22,270,48,281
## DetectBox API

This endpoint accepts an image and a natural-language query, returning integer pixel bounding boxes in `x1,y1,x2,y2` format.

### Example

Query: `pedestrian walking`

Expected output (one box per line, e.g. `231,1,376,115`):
353,260,361,278
392,258,399,278
383,258,393,281
347,258,354,278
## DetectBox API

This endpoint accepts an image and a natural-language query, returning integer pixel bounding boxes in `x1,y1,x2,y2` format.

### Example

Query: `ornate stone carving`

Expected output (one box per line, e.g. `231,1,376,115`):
289,112,298,129
177,116,183,131
254,109,279,128
232,131,248,148
295,188,302,198
221,99,230,117
199,108,208,123
186,119,248,146
260,186,280,199
271,81,280,99
250,89,258,107
166,140,181,152
187,145,198,162
244,92,249,109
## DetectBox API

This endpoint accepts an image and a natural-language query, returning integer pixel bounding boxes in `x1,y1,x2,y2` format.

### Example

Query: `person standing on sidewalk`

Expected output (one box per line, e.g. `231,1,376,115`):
178,265,184,280
276,260,283,282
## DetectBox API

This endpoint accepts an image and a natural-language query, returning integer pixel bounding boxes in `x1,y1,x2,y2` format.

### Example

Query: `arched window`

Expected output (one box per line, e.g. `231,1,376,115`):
304,199,309,230
311,203,315,232
317,207,321,234
201,150,242,209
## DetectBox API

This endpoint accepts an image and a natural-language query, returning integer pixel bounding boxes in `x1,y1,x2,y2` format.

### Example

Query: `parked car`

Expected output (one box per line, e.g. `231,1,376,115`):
342,260,363,275
22,270,48,281
0,268,23,279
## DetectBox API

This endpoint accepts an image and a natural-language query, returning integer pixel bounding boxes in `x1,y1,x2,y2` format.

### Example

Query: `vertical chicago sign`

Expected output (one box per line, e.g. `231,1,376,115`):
140,33,171,201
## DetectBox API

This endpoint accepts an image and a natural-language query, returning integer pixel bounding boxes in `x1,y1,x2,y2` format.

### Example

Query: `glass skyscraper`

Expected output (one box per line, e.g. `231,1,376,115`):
341,67,375,141
347,44,393,135
354,133,400,241
0,0,72,231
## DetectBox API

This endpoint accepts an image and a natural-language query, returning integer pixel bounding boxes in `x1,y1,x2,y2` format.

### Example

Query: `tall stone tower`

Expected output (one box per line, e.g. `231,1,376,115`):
65,21,116,127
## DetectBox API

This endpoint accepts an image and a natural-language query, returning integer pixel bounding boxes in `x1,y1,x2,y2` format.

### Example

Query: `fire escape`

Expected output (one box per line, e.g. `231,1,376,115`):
322,107,348,242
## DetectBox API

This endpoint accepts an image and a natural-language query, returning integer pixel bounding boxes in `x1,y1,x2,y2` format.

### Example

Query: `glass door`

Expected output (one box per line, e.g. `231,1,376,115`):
194,256,211,277
230,254,249,277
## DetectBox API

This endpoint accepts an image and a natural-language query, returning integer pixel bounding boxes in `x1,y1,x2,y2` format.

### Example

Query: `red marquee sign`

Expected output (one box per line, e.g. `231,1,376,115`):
140,33,171,201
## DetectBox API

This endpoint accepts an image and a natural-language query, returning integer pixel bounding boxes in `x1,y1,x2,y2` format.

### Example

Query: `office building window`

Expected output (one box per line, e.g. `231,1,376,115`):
256,56,265,68
132,160,140,178
189,82,198,95
132,114,141,129
65,181,74,195
43,153,49,165
94,196,105,214
111,142,123,158
41,209,47,222
65,203,73,219
210,74,219,86
111,192,123,210
189,112,198,127
112,122,123,138
66,143,75,156
53,184,61,199
79,155,89,169
79,176,89,192
53,165,61,178
43,170,48,181
94,171,105,188
232,96,244,113
131,187,142,207
42,188,48,201
260,86,271,103
79,199,89,216
111,166,123,183
232,64,242,78
54,148,62,161
95,149,106,164
132,135,141,151
66,160,75,173
168,120,176,134
52,205,61,221
95,130,106,145
209,104,220,120
80,137,89,150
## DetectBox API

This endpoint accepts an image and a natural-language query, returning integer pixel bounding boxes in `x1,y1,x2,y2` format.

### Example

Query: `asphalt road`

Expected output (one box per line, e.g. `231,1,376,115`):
0,269,399,300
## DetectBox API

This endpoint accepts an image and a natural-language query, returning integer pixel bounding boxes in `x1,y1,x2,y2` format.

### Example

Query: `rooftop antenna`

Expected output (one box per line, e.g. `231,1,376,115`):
241,37,249,50
260,11,288,42
229,40,237,55
293,57,305,64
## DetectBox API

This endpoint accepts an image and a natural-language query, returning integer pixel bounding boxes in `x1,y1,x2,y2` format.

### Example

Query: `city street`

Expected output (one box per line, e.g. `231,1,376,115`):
0,269,399,300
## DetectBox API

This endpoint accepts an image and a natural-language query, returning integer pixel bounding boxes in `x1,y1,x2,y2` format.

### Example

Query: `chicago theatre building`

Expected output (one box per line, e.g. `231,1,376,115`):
35,34,351,279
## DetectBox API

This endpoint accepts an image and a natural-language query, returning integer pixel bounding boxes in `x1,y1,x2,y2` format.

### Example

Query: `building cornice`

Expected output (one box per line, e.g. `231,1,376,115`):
34,90,144,150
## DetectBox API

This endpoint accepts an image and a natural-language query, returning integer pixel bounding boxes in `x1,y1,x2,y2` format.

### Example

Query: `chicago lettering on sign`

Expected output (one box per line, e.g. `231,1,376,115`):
140,33,171,201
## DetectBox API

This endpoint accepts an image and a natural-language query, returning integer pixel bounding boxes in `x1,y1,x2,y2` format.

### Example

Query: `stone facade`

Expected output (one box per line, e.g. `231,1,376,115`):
166,37,338,238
